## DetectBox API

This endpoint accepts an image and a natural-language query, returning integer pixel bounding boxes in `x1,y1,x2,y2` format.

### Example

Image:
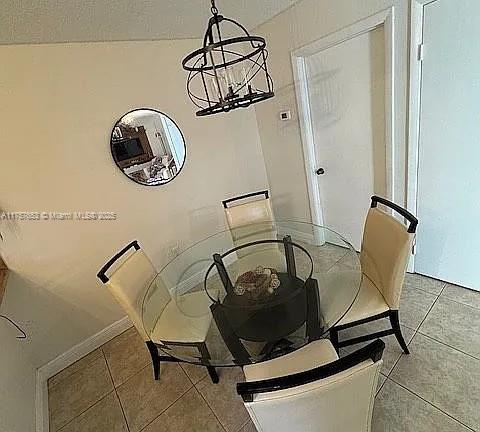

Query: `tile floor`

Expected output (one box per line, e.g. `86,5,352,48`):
48,274,480,432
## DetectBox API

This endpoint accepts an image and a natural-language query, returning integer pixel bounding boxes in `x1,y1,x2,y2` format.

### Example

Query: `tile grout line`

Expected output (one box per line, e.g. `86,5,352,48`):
195,385,231,432
55,390,115,432
103,329,151,388
383,282,479,431
376,373,388,395
385,283,445,381
438,294,480,311
412,277,480,310
405,273,448,297
407,285,442,297
401,322,418,332
115,360,153,388
51,353,115,432
338,278,442,385
137,387,193,432
48,327,136,393
324,249,351,273
237,417,252,432
414,331,480,361
137,365,194,432
101,347,131,432
47,350,103,392
410,282,445,334
194,375,230,432
179,363,201,387
386,376,477,432
384,331,414,381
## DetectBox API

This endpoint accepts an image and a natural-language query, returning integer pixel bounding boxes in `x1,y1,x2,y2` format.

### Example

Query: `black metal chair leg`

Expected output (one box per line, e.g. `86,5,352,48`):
389,310,410,355
198,342,220,384
207,366,219,383
146,341,161,380
330,328,339,352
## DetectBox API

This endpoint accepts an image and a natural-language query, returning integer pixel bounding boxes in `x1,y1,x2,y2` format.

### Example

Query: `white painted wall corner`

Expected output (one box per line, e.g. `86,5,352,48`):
35,316,132,432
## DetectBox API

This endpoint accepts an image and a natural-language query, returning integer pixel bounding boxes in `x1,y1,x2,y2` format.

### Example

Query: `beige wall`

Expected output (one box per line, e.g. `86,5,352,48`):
0,39,269,368
0,315,36,432
253,0,408,220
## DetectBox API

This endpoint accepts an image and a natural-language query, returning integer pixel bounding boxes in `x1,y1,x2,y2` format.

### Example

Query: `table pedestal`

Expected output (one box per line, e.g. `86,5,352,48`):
211,276,323,364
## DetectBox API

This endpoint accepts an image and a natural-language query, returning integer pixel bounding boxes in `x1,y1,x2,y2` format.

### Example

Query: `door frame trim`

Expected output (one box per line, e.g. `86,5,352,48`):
291,7,395,229
407,0,438,271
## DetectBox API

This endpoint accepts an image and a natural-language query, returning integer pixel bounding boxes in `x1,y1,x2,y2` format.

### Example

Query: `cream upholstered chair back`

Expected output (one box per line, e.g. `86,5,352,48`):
223,191,274,236
225,198,274,230
360,196,418,310
97,241,170,341
223,190,280,264
239,341,384,432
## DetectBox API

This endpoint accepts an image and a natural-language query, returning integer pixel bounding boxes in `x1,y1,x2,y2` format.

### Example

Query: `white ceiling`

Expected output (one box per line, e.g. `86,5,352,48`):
1,0,298,45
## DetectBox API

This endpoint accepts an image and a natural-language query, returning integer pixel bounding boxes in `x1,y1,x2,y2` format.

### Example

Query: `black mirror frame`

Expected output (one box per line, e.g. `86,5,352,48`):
110,108,187,187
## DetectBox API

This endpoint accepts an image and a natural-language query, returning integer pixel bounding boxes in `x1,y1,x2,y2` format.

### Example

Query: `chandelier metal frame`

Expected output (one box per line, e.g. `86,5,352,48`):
182,0,275,116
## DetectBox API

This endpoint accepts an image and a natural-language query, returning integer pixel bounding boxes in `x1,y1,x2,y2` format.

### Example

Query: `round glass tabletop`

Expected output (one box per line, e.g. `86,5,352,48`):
142,221,361,366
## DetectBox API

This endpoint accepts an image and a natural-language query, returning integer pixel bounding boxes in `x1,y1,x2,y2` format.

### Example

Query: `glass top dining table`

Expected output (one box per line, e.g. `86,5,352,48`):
142,221,362,367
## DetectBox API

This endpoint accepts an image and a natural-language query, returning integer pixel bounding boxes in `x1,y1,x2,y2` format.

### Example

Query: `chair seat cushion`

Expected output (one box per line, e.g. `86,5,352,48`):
336,275,389,327
244,339,339,382
150,291,212,344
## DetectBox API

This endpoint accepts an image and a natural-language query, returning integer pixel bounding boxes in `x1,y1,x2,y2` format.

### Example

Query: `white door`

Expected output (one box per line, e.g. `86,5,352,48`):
415,0,480,290
304,26,387,250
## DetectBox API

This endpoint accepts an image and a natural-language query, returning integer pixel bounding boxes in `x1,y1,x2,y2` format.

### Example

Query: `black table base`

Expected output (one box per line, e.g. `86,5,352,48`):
211,275,324,365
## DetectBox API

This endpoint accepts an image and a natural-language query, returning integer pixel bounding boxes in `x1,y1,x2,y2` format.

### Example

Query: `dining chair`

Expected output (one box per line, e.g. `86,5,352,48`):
222,190,284,268
237,339,385,432
222,190,274,231
97,240,219,383
330,195,418,354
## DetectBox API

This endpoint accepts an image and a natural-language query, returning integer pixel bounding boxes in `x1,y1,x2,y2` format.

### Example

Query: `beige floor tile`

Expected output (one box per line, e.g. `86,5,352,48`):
102,327,151,387
180,362,208,384
339,320,415,375
239,419,257,432
302,242,350,272
142,387,224,432
334,249,361,271
196,367,249,432
390,333,480,431
57,392,127,432
117,363,192,432
419,297,480,358
48,348,103,389
404,273,445,296
442,283,480,309
399,284,437,329
373,379,471,432
377,373,387,394
49,356,113,432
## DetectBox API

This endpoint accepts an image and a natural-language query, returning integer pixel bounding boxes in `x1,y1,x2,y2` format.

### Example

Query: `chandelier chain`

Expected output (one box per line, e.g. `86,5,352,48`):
210,0,218,15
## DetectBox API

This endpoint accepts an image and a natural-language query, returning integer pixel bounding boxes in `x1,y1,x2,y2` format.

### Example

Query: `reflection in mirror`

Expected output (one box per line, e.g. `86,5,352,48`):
110,109,186,186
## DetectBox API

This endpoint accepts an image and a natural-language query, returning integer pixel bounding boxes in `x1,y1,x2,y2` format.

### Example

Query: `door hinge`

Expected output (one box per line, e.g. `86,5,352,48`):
418,43,425,62
412,238,417,255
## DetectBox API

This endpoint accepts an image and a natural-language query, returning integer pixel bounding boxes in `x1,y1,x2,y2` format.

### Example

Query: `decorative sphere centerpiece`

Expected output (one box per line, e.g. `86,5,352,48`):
234,266,281,300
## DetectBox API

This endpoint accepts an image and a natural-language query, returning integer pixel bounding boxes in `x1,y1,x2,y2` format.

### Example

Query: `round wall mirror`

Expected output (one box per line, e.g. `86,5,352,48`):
110,109,186,186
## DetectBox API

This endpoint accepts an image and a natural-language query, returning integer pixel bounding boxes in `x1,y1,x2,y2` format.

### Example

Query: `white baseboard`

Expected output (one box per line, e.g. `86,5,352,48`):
276,226,316,245
35,368,49,432
35,316,132,432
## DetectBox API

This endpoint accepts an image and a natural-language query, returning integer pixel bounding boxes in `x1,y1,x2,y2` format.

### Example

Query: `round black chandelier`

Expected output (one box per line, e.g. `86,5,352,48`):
182,0,275,117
